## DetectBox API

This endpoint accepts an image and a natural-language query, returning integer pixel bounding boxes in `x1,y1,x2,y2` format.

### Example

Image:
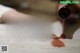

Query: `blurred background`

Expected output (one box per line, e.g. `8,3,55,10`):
0,1,80,53
0,0,59,25
0,0,59,13
0,0,60,42
0,0,80,40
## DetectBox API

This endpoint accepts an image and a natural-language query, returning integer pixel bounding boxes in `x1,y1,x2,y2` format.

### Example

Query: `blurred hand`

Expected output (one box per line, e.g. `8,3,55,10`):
51,39,65,47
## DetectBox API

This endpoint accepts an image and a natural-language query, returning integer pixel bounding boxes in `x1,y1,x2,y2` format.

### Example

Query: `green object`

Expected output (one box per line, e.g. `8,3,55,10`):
60,0,80,4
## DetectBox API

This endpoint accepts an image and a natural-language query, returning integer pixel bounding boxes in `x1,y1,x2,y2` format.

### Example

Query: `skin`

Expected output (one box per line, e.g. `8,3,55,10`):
1,9,32,23
51,34,65,47
51,38,65,47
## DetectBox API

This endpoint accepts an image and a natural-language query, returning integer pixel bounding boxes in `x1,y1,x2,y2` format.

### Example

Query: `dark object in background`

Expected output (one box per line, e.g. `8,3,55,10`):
58,4,80,25
0,0,19,8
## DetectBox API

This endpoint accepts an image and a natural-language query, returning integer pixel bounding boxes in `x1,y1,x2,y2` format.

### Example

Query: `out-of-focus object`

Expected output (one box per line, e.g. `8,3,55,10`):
19,1,30,9
50,0,60,2
0,0,18,8
58,4,80,20
58,4,80,39
28,0,58,13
